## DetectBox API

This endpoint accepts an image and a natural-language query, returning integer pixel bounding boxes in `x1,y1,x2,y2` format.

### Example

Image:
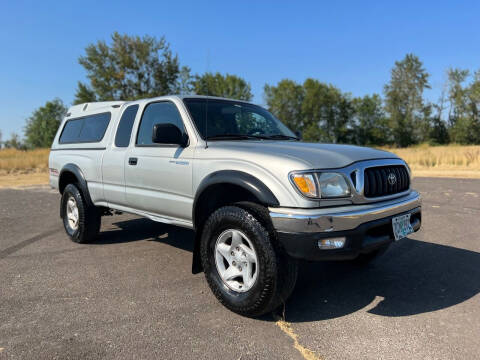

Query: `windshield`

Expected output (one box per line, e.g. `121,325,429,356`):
183,98,297,140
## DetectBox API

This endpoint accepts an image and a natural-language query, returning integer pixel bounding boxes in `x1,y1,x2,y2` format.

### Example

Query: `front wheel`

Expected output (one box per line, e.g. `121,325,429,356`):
200,206,297,317
61,183,101,243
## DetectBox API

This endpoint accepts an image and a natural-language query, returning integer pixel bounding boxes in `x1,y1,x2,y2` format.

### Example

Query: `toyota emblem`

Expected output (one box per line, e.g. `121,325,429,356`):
387,172,397,185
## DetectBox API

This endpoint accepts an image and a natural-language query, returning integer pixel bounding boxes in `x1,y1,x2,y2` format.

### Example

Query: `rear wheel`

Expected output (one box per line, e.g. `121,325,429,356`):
200,205,297,317
61,183,101,243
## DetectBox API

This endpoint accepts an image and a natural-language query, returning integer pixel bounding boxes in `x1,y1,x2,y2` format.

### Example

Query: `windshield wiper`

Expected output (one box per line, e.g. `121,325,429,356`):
262,134,300,141
206,134,299,141
206,134,265,140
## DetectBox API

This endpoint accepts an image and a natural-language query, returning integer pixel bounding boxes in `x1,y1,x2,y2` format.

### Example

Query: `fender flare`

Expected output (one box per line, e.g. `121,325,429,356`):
59,164,94,216
192,170,279,229
191,170,279,274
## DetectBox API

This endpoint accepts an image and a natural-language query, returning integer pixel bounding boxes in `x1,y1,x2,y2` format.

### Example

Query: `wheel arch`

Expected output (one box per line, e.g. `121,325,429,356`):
59,164,94,216
191,170,279,274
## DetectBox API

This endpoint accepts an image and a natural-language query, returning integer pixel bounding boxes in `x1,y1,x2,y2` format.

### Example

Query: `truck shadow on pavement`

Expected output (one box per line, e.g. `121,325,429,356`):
92,217,195,252
92,218,479,322
286,238,480,322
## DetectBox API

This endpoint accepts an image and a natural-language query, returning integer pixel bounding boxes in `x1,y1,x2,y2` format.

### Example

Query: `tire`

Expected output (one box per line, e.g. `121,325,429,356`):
200,205,297,317
61,183,101,244
235,202,298,312
351,245,390,265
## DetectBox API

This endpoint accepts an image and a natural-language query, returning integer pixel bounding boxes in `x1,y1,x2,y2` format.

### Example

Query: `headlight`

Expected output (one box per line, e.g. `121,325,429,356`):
290,172,350,199
318,172,350,198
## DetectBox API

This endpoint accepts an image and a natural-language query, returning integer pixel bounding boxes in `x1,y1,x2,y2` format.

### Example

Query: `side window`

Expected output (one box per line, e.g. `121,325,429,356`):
136,102,185,146
59,118,83,143
78,113,111,142
115,105,139,147
59,112,111,144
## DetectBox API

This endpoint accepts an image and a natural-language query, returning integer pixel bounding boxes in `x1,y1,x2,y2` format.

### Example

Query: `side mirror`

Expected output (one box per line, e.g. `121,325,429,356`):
294,130,302,140
152,123,188,147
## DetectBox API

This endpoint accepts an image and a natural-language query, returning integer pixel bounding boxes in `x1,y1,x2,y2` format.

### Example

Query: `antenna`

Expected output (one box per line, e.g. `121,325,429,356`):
205,49,210,149
205,96,209,149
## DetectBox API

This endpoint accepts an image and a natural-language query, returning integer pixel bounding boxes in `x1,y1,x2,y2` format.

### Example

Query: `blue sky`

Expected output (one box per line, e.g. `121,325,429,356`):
1,0,479,138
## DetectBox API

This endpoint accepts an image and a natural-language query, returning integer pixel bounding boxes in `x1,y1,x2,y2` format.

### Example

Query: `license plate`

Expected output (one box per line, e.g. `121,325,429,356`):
392,214,413,241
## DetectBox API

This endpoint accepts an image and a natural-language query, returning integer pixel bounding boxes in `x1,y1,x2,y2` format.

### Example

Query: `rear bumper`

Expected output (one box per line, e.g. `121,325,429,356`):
269,191,422,261
49,174,59,190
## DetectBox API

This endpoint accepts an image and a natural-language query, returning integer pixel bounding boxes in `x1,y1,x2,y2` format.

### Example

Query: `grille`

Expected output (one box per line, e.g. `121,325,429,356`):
363,165,410,198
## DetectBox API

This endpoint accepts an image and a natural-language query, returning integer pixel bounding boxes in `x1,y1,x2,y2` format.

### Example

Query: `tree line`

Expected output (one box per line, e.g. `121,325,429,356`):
265,54,480,147
2,32,479,149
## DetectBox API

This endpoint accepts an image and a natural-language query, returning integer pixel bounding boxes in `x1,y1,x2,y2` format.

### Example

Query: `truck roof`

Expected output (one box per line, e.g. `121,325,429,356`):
67,101,126,118
65,95,256,121
68,95,253,116
175,95,252,103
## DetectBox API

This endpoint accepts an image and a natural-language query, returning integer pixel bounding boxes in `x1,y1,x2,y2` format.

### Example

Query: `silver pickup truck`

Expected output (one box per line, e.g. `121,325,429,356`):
49,95,421,316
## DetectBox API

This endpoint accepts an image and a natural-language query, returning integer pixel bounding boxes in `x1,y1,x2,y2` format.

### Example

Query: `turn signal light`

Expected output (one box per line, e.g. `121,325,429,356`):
291,174,317,197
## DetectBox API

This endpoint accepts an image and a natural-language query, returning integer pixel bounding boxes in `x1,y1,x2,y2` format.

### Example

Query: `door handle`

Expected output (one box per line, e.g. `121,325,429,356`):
128,157,138,166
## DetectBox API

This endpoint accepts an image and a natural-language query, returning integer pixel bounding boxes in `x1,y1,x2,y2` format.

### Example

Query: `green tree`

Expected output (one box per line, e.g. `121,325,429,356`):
192,72,253,101
74,82,97,104
384,54,431,147
419,103,434,143
264,79,355,143
173,66,194,95
429,116,450,144
450,117,480,144
301,79,354,143
74,32,186,103
352,94,390,145
264,79,304,131
24,98,67,149
428,84,450,145
446,68,470,129
462,71,480,144
468,71,480,143
446,68,480,144
4,133,24,149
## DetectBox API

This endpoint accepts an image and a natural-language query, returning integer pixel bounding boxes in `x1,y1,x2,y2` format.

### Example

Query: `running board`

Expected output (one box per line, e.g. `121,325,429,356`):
96,202,194,229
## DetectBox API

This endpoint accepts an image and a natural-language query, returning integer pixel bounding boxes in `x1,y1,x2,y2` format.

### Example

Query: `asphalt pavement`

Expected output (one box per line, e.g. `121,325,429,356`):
0,178,479,359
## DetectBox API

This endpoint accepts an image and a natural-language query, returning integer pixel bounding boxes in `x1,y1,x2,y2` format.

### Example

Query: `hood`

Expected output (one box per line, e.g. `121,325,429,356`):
203,141,399,169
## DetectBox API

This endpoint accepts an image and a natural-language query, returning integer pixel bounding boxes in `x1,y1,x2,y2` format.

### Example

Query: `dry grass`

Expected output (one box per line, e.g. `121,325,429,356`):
0,148,49,171
0,148,50,188
384,144,480,178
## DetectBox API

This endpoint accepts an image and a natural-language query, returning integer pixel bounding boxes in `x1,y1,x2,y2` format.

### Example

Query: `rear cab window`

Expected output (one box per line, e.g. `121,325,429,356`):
59,112,111,144
115,105,139,147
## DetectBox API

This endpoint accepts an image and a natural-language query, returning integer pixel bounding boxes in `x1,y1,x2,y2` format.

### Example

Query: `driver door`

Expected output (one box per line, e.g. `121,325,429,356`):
124,100,194,223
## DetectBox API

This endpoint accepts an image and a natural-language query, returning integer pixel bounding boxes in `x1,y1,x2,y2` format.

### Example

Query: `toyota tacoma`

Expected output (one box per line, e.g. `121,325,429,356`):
49,95,421,317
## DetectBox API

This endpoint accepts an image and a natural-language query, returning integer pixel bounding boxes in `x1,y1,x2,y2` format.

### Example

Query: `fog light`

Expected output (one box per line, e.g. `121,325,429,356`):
318,237,346,249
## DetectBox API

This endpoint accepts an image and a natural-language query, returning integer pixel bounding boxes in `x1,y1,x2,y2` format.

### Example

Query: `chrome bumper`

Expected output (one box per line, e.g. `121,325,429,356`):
269,191,421,233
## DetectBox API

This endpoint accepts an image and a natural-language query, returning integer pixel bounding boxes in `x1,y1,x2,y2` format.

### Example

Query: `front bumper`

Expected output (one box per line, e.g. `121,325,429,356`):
269,191,422,261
